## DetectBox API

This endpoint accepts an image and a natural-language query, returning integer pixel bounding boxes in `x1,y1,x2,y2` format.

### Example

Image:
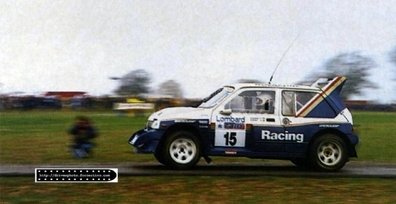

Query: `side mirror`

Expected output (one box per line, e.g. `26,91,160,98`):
220,109,232,115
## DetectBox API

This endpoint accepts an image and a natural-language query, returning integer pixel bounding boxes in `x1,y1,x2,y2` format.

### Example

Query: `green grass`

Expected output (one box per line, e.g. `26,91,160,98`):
352,111,396,162
0,110,395,164
1,111,395,203
0,111,153,164
0,176,395,203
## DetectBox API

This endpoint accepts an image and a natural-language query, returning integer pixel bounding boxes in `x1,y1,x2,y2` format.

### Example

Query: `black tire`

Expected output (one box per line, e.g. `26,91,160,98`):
309,134,348,172
154,147,168,166
162,131,200,169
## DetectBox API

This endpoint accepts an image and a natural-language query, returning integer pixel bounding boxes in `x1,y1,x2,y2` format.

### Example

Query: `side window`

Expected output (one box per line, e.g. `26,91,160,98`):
282,91,316,116
225,90,275,114
282,91,295,116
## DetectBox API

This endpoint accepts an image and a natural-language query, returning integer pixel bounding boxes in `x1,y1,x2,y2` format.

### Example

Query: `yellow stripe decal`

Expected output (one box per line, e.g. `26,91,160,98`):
296,76,346,117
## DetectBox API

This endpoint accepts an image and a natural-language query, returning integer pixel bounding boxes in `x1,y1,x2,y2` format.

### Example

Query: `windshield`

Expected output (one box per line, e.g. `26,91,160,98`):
199,86,234,108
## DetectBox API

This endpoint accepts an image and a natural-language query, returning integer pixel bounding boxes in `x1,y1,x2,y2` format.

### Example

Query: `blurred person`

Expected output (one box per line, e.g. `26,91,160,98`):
68,116,98,158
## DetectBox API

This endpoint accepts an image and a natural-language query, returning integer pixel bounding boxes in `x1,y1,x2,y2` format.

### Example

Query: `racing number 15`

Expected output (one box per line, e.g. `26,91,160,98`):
224,132,237,146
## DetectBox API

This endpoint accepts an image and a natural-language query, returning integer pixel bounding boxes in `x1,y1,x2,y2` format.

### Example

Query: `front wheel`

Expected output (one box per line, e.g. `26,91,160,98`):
309,134,348,172
163,131,200,169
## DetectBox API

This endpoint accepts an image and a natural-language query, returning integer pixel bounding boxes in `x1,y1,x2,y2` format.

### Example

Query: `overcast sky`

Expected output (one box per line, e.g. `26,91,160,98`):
1,0,395,102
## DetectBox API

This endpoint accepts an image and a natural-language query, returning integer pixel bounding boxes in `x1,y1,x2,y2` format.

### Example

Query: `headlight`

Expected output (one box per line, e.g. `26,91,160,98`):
148,119,160,129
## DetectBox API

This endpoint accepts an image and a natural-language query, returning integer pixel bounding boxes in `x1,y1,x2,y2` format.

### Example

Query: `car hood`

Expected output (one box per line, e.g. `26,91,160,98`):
149,107,211,121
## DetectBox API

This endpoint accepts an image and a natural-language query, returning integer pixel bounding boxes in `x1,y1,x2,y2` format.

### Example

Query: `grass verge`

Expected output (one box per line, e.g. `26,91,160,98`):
1,176,395,203
0,110,395,164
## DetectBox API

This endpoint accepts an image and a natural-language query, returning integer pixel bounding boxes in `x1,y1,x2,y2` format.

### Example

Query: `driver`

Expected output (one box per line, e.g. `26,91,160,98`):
255,92,274,113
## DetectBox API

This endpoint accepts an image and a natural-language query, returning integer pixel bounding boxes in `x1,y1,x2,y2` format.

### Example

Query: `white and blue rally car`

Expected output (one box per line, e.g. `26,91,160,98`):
129,76,359,171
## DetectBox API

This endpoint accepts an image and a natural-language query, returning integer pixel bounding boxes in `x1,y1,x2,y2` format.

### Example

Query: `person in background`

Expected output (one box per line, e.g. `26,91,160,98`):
68,116,98,158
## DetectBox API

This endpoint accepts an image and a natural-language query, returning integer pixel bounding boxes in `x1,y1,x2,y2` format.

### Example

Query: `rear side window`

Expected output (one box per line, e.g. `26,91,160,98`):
282,91,316,116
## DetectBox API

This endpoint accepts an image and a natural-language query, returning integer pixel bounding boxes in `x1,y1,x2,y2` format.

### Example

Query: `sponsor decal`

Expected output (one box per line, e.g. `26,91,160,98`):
198,121,209,128
174,119,195,123
215,116,247,147
224,122,245,130
250,117,266,122
216,116,245,123
261,130,304,143
198,120,209,124
319,124,340,128
225,150,238,155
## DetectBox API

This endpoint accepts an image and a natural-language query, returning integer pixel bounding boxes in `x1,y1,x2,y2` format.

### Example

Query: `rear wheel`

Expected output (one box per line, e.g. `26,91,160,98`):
163,131,200,169
309,134,348,172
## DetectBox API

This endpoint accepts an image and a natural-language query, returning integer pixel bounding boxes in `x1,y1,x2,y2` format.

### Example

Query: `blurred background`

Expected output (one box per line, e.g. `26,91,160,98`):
0,0,396,112
0,67,395,113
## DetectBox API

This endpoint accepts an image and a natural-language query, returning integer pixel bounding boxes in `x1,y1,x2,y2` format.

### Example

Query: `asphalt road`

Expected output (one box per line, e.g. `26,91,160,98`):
1,162,395,178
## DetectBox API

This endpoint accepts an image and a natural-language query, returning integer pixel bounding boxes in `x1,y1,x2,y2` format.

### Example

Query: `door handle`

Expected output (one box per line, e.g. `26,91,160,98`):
266,118,275,122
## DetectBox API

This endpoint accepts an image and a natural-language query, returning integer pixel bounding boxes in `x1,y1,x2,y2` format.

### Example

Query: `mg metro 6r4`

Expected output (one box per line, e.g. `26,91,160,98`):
129,76,359,171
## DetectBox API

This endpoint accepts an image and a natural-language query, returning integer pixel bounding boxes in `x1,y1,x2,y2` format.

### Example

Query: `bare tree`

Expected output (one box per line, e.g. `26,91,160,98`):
115,69,151,96
157,80,183,98
305,52,377,99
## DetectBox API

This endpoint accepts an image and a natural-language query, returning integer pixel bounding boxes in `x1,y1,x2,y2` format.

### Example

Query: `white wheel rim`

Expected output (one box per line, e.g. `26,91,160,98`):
317,142,342,166
169,138,197,164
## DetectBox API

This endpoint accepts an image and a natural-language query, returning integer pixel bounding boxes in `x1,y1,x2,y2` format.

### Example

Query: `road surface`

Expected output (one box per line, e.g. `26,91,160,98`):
1,162,395,178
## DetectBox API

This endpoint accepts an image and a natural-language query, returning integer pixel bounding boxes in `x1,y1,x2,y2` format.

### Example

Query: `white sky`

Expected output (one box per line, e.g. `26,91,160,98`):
1,0,395,102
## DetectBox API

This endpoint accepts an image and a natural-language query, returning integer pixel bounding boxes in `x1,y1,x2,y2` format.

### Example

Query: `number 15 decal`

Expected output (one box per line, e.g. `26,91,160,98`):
215,130,246,147
224,132,237,146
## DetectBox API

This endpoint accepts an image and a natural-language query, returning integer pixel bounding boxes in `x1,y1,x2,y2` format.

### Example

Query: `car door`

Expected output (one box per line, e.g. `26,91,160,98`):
210,88,284,154
280,90,329,154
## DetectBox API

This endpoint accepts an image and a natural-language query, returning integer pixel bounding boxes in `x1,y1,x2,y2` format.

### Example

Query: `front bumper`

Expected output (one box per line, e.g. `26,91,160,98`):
128,129,164,153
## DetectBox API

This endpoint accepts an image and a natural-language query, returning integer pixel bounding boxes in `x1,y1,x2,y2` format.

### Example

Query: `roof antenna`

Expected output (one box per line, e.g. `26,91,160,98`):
269,33,300,84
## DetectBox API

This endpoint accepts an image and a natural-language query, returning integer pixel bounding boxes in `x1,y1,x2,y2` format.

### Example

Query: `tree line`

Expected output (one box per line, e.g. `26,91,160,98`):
115,69,183,98
115,46,396,100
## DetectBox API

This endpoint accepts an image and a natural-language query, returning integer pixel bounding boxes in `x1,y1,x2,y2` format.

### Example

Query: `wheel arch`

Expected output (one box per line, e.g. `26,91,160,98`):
155,123,202,153
308,128,354,157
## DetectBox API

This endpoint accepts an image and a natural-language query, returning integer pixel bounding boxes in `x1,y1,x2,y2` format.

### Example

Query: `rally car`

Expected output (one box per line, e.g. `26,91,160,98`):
129,76,359,171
